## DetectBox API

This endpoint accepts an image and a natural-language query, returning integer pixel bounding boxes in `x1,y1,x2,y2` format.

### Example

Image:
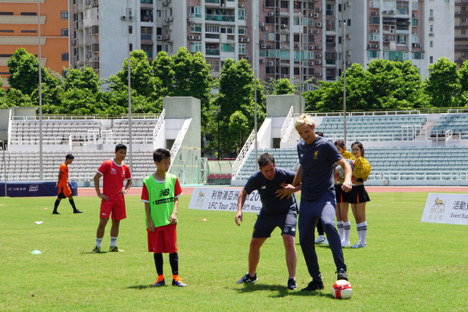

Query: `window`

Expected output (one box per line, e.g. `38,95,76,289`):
61,28,68,37
21,12,37,16
0,30,13,33
239,44,246,54
347,19,351,26
221,44,234,52
190,24,202,33
238,9,246,20
463,7,467,11
280,50,290,59
369,17,380,24
205,25,219,33
0,12,13,15
463,30,467,35
129,43,133,51
190,42,202,53
61,53,69,61
293,17,299,25
61,11,68,19
463,18,467,23
238,27,246,35
21,30,37,33
266,33,275,41
128,26,133,34
396,35,407,44
326,4,335,16
429,9,433,17
412,52,424,60
412,35,418,43
412,2,418,10
430,56,433,63
281,1,288,8
369,33,380,41
430,41,433,47
189,6,201,18
367,50,379,58
412,19,418,26
220,26,235,34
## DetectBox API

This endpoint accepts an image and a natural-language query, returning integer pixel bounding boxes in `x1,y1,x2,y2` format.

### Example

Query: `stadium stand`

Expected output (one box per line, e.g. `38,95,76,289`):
431,113,468,138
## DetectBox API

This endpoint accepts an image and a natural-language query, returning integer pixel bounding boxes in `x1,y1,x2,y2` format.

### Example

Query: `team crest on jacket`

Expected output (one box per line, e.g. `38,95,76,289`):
313,151,319,160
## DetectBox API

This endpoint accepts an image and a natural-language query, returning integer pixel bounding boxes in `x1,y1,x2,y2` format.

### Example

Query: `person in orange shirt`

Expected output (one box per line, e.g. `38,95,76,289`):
53,154,82,215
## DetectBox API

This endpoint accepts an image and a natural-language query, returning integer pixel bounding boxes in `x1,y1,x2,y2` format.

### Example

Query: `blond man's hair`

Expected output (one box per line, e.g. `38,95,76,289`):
295,114,315,128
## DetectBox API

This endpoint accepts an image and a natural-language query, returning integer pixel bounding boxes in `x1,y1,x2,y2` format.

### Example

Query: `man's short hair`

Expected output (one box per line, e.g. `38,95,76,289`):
153,148,171,162
66,154,74,160
258,153,275,168
295,114,315,128
115,144,127,152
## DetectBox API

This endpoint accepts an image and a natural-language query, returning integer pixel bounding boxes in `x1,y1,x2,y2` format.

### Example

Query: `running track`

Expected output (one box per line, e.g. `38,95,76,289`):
78,186,467,197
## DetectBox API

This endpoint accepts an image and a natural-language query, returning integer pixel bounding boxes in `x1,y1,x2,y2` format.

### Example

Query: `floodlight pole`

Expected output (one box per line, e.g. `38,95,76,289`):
343,21,347,146
1,140,6,196
38,0,43,180
127,0,133,172
254,27,258,171
299,12,303,114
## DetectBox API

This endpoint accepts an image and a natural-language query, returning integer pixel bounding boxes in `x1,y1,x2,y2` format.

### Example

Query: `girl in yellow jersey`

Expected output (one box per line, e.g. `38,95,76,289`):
349,142,371,248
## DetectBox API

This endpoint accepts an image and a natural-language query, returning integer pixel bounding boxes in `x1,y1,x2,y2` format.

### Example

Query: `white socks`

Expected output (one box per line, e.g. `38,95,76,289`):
110,237,118,247
356,221,367,245
343,221,351,243
337,221,344,240
96,238,103,247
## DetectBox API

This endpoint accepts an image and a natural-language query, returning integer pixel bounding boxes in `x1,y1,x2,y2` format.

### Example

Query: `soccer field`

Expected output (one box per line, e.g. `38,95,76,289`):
1,192,467,311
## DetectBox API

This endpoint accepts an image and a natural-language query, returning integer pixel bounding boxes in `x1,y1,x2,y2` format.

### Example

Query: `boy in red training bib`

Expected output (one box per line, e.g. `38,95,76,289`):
91,144,132,253
141,148,186,287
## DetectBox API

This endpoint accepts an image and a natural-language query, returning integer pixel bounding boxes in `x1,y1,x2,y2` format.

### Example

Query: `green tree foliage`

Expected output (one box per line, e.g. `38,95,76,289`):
151,51,174,99
457,60,468,107
111,50,153,97
229,110,249,152
425,57,460,107
306,60,426,112
7,48,56,95
274,78,295,95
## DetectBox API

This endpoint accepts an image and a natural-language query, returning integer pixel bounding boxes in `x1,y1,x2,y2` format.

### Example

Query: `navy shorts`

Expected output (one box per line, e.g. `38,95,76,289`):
253,205,297,238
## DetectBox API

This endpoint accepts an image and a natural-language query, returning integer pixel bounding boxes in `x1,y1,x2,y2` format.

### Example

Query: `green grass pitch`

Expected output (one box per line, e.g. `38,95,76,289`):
0,192,467,311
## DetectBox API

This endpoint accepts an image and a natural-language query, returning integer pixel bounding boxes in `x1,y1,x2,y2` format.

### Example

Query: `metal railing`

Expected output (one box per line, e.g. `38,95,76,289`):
232,128,256,180
368,171,468,181
280,106,295,142
153,109,165,139
169,118,192,170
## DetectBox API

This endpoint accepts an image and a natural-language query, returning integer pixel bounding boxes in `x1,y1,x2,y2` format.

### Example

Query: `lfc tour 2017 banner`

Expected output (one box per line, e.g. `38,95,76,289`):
189,187,262,213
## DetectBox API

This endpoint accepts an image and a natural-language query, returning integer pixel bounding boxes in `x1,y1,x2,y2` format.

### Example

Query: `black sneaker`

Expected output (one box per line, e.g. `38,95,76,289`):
236,273,258,284
301,280,324,291
287,277,297,290
52,211,60,215
73,209,83,214
337,268,348,281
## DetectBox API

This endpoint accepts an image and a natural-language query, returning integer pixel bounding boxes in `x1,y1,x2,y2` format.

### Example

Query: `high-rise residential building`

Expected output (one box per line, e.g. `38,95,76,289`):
340,0,454,78
455,0,468,67
0,0,70,88
70,0,454,85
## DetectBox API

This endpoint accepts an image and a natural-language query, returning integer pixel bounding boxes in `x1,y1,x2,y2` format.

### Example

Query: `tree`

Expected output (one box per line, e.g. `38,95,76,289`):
425,57,460,107
63,67,101,93
7,48,56,95
151,51,175,99
111,50,153,97
229,110,249,152
274,78,295,95
0,88,32,109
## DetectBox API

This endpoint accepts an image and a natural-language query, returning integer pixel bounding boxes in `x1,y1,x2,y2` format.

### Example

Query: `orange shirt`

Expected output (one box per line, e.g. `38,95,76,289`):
58,163,69,187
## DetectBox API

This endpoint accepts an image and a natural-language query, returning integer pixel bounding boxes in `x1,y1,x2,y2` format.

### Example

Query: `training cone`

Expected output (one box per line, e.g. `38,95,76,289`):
30,250,42,254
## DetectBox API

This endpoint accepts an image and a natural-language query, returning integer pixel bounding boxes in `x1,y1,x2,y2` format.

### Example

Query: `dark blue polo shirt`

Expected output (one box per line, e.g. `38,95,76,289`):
244,167,296,215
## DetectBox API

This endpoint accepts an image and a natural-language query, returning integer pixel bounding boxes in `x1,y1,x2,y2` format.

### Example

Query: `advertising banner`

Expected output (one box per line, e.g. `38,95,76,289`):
189,187,262,213
421,193,468,225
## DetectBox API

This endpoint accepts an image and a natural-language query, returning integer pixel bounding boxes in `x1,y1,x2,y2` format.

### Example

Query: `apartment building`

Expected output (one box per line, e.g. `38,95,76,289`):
455,0,468,67
69,0,454,84
0,0,69,88
341,0,454,78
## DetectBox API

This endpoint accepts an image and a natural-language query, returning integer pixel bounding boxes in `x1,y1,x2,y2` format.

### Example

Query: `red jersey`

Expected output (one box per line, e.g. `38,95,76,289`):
141,175,183,203
58,163,69,187
97,159,132,200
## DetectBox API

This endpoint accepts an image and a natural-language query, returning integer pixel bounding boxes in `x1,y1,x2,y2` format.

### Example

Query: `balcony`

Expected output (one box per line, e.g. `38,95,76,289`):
205,14,235,22
206,48,220,55
205,0,220,3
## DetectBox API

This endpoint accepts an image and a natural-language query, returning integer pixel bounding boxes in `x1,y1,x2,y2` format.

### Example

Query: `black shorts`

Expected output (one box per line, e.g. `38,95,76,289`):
253,205,297,238
335,184,350,203
57,187,67,199
348,185,370,204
